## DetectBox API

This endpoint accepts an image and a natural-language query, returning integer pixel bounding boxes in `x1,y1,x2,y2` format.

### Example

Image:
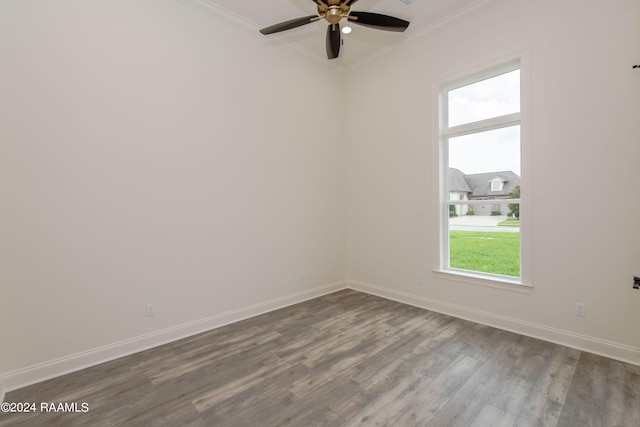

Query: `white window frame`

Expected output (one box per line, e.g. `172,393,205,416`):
433,55,531,290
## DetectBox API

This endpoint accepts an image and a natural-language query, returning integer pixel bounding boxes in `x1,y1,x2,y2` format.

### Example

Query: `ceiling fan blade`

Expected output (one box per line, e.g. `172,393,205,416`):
260,15,318,35
326,24,341,59
348,12,410,32
344,0,360,5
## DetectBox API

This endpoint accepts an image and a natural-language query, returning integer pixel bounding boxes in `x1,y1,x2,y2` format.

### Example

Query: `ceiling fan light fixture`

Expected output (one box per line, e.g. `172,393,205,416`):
259,0,410,59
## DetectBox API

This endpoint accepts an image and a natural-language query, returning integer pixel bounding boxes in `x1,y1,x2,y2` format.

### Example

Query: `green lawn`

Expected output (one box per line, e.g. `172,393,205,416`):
449,230,520,277
497,219,520,227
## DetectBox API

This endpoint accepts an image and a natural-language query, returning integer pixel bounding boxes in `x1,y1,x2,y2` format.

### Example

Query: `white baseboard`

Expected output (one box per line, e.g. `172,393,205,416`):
0,281,347,400
347,280,640,366
3,279,637,403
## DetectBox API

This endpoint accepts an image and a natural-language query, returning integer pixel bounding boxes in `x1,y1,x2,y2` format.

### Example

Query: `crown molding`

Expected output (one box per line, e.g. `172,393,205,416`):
346,0,508,72
406,0,509,44
174,0,506,73
174,0,257,34
174,0,333,69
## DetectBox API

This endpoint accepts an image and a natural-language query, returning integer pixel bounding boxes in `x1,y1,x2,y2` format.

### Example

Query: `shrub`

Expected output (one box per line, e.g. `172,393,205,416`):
466,210,475,215
491,210,502,216
508,186,521,219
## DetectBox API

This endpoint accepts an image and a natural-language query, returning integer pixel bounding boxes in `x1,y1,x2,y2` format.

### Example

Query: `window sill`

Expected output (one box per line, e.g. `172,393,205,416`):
432,269,533,294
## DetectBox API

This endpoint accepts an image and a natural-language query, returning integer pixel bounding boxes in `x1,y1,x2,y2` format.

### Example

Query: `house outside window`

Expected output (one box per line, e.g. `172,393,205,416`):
436,57,529,286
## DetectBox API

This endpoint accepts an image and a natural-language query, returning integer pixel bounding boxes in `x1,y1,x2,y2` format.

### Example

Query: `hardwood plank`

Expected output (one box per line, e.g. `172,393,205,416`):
485,336,553,417
342,372,434,426
513,353,578,427
602,360,640,427
384,354,482,426
425,329,525,427
557,352,609,427
470,404,517,427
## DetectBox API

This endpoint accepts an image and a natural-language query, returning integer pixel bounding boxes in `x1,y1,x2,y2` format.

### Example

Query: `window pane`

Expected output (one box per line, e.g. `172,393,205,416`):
448,125,520,177
448,70,520,127
446,125,521,278
448,206,520,277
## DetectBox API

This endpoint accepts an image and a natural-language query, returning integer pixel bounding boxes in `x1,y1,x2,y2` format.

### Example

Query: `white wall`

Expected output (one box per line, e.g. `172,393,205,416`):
0,0,346,383
2,0,640,394
346,0,640,362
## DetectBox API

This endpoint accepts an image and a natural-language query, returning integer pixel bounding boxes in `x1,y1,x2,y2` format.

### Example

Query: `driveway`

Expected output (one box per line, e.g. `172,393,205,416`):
449,215,519,232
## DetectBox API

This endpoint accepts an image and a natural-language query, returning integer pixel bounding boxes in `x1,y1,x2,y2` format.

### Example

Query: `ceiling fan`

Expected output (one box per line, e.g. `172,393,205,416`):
259,0,410,60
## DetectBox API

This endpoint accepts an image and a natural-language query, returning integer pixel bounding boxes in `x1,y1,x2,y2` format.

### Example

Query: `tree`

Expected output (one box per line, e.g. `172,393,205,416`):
508,185,520,219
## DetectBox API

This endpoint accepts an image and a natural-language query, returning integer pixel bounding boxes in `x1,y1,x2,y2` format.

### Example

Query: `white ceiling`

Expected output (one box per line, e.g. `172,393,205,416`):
202,0,505,68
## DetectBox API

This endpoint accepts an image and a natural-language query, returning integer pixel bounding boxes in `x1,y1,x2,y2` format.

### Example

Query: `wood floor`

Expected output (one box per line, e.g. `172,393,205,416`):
2,290,639,427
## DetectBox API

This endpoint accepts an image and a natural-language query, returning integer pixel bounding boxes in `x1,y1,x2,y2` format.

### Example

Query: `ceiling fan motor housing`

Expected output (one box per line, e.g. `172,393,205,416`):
326,7,343,24
319,1,351,25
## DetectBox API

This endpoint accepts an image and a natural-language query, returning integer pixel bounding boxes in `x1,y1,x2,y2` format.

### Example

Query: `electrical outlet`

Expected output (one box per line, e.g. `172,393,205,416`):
417,275,424,285
146,303,155,317
299,271,304,281
575,303,586,317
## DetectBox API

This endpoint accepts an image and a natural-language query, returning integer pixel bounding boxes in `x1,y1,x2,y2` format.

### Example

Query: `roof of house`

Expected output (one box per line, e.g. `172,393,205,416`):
448,168,472,192
448,168,520,197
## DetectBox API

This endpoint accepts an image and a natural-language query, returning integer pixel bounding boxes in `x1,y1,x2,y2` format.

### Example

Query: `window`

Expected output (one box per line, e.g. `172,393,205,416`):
490,178,503,192
437,59,527,286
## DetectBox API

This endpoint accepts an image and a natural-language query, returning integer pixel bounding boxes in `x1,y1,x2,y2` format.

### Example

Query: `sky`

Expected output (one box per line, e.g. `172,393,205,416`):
447,69,521,176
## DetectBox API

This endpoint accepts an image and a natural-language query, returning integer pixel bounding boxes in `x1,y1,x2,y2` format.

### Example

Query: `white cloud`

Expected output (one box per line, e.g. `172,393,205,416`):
449,125,520,176
448,69,520,127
